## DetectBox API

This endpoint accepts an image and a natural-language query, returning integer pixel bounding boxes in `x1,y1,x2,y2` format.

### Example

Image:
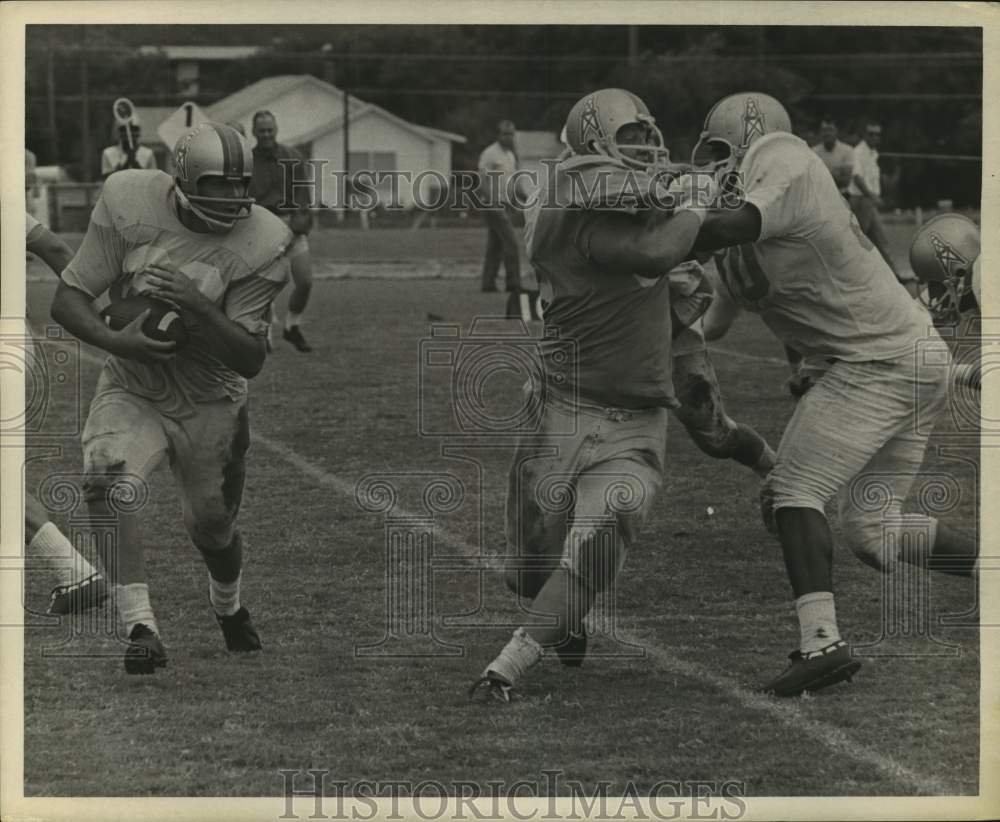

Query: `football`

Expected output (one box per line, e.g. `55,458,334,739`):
99,294,190,348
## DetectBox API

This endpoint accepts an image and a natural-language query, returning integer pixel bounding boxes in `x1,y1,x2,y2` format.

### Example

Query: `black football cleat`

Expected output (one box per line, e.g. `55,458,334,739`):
124,623,167,675
760,640,861,698
215,606,262,652
48,573,109,616
467,671,514,703
283,325,312,353
553,626,587,668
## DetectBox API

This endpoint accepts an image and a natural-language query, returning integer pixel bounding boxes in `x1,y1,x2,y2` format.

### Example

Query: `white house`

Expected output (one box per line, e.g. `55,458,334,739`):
515,130,565,194
207,75,466,208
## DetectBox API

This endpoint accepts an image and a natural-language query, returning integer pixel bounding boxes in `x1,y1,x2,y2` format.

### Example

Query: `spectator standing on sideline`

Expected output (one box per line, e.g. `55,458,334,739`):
249,110,315,353
100,115,157,179
478,120,523,294
26,148,39,213
847,122,916,295
811,117,853,196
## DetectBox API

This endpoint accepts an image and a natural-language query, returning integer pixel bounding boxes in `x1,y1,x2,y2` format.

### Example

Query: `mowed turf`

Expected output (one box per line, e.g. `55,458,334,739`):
22,223,979,797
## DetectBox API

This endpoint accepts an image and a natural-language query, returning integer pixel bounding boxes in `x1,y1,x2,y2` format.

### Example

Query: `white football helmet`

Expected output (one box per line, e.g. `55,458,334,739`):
563,88,671,172
909,212,981,322
691,92,791,180
173,123,255,233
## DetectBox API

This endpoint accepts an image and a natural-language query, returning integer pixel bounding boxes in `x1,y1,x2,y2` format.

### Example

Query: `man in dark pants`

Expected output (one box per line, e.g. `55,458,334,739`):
250,110,315,352
479,120,523,294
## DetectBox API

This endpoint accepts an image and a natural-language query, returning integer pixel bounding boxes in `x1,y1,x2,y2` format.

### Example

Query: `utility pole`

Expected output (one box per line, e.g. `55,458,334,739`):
343,43,351,219
628,26,639,67
46,31,58,163
80,25,91,182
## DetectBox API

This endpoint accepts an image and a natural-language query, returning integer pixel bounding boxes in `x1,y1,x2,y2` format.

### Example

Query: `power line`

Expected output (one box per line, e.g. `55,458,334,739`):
31,90,982,104
27,45,984,65
880,151,981,162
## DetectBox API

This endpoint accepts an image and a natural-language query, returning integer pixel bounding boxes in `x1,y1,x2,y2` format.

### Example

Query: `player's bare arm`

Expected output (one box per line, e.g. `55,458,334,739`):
851,173,882,206
693,202,762,253
51,281,177,364
587,208,704,276
144,264,267,379
27,225,75,276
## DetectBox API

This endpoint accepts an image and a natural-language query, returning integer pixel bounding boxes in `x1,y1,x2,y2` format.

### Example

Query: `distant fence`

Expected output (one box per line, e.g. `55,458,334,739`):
44,182,104,233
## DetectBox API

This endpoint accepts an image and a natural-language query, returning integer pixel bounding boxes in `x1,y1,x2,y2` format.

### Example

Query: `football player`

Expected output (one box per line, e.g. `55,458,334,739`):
49,123,291,674
909,212,981,387
689,92,976,697
469,88,719,701
25,212,108,614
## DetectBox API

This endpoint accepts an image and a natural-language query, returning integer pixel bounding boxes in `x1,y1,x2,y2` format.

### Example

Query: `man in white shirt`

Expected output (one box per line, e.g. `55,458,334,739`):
101,117,157,179
478,120,523,293
810,117,853,195
846,122,911,290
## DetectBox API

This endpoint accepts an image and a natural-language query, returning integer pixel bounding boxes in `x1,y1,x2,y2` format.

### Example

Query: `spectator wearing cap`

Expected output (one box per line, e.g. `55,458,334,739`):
811,117,853,197
478,120,524,293
100,115,157,179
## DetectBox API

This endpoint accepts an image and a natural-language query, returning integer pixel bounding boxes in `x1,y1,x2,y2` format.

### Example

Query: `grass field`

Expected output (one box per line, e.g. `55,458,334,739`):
21,223,980,798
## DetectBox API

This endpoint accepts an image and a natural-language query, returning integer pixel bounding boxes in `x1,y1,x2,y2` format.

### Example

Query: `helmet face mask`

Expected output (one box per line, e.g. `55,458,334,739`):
908,213,980,324
564,88,672,173
612,120,672,171
173,123,255,233
691,92,791,185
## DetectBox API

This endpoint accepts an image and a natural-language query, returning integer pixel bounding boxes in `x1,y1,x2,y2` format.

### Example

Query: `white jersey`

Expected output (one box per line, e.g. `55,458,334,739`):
714,132,932,366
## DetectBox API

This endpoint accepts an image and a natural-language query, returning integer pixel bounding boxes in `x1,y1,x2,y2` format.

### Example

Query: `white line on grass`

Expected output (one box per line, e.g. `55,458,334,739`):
252,429,955,797
66,336,955,795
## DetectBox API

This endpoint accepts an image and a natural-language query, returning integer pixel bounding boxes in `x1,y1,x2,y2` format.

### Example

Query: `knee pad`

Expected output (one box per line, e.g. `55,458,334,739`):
759,475,828,536
562,521,626,594
82,461,147,511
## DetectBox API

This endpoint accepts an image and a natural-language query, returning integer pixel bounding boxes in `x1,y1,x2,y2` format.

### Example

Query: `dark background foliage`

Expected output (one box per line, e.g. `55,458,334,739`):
25,25,982,206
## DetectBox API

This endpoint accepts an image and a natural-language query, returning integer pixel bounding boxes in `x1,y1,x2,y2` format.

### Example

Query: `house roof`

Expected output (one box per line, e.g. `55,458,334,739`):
517,130,564,161
138,45,261,61
207,74,466,145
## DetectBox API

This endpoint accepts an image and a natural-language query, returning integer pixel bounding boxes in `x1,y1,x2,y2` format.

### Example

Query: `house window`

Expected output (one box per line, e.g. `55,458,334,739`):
348,151,397,174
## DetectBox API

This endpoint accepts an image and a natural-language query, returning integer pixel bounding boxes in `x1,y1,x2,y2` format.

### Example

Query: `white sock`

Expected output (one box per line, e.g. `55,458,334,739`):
209,571,241,617
484,627,544,686
29,522,98,588
285,311,302,330
795,591,841,653
115,583,158,637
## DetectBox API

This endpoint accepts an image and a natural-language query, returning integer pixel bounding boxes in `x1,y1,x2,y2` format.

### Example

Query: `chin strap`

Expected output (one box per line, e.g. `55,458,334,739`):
175,187,238,233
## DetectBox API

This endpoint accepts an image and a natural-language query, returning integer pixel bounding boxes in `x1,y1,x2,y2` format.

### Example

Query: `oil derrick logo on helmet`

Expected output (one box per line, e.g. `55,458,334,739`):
741,97,767,149
173,130,194,182
579,96,603,147
929,232,969,280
